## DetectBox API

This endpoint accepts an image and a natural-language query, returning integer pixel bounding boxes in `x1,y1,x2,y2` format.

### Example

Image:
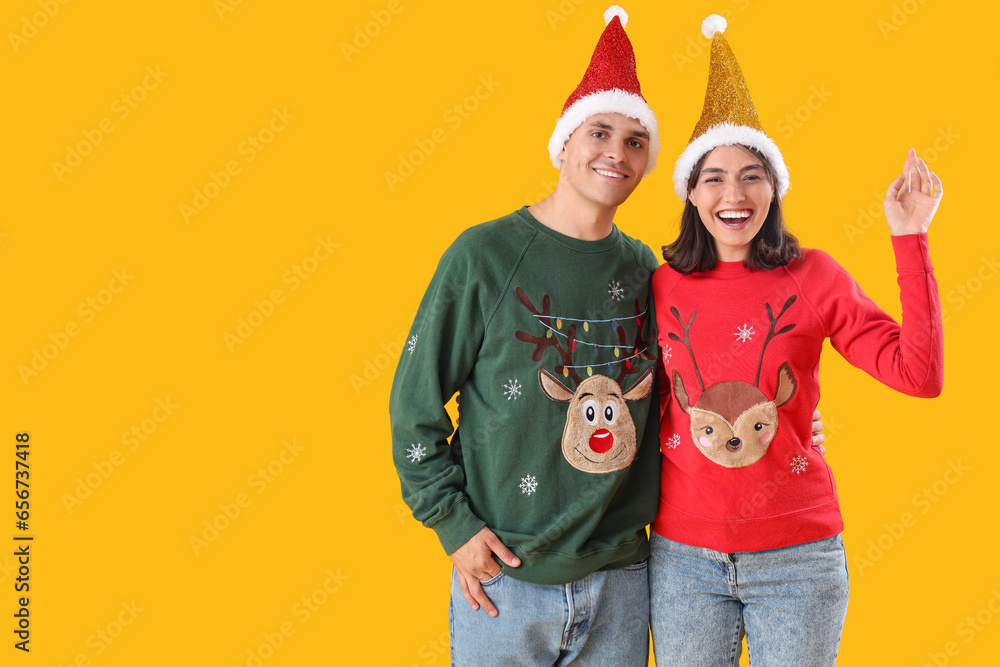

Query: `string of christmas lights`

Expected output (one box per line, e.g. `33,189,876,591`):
529,309,648,350
529,310,652,376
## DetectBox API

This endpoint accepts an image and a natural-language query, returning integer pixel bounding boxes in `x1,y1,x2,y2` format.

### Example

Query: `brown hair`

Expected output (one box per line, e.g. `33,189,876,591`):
662,145,801,274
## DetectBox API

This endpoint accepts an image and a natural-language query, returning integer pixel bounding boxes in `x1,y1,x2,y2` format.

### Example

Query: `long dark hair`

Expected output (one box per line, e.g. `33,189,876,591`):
662,145,801,274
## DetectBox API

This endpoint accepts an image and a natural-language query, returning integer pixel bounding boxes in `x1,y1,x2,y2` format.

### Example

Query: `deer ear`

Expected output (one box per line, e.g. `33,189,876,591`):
672,370,692,414
622,367,655,401
773,362,797,407
538,368,575,402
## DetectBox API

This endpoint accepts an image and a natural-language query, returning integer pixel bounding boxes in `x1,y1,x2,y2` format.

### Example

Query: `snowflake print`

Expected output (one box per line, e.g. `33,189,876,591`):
734,324,755,342
666,433,681,450
407,335,418,353
520,474,538,495
662,344,672,365
790,455,809,474
608,280,624,301
503,379,522,401
407,443,426,463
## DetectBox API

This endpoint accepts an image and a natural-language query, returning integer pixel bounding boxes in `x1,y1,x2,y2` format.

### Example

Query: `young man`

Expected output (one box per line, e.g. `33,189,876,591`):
390,7,662,665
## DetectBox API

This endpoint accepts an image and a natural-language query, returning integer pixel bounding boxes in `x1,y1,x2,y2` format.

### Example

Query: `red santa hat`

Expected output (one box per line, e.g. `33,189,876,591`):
548,6,659,176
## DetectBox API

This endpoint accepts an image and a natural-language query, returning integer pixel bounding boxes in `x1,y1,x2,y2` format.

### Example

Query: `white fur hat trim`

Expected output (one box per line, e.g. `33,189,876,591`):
672,122,789,200
547,89,660,177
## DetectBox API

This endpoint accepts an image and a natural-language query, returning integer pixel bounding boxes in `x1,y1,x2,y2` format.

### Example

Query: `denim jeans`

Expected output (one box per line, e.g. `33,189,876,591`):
648,532,849,667
449,560,649,666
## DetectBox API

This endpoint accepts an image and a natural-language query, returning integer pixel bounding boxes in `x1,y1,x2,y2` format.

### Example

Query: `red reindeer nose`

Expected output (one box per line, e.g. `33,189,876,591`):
589,429,614,453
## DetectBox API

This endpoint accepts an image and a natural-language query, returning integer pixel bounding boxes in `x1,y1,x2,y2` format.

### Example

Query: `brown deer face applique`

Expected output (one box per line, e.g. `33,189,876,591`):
673,363,796,468
514,288,655,474
669,297,798,469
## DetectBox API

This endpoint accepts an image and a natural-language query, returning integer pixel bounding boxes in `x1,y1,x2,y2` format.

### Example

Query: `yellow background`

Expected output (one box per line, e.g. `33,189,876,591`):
1,0,996,664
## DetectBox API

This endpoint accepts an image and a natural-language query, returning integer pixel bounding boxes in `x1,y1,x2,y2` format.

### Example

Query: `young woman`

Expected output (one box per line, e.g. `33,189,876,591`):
648,16,943,666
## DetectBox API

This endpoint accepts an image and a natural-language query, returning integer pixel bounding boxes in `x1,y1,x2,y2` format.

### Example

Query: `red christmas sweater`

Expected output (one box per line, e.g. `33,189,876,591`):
651,234,942,552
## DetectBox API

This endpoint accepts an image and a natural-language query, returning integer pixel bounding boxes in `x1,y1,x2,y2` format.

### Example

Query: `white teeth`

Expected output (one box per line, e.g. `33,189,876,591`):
718,210,751,219
595,169,625,179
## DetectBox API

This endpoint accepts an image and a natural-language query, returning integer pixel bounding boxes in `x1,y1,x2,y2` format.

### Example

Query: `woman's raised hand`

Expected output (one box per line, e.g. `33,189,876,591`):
883,148,943,236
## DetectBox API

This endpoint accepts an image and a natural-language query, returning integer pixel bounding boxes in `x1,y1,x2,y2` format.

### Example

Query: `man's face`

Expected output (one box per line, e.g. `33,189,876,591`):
556,113,650,210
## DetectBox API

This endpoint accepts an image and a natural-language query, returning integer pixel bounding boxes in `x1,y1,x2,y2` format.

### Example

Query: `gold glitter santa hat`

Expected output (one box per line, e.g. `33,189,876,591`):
548,6,660,176
672,14,790,200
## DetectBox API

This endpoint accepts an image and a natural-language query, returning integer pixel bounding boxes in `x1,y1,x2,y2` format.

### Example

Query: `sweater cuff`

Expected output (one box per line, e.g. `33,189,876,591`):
891,233,933,273
430,498,488,555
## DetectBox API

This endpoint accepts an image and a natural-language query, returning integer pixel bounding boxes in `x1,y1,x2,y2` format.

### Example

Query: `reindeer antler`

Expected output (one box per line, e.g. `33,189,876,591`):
755,295,797,386
514,288,583,384
614,298,655,385
668,307,705,391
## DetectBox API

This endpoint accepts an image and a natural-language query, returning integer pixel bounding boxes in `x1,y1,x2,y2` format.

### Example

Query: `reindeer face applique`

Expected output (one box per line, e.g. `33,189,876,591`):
540,367,654,473
669,297,798,469
514,287,655,474
674,364,795,468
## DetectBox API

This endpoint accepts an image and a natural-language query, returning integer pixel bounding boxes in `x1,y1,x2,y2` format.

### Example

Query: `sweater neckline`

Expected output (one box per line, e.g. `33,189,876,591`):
514,207,622,254
712,260,751,274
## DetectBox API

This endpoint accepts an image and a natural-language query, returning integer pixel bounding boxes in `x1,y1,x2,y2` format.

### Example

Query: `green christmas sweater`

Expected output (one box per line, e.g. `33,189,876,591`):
390,207,662,586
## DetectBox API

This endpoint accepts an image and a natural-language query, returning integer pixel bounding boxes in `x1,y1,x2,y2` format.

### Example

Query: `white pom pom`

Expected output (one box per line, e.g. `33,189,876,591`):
701,14,727,39
604,5,628,28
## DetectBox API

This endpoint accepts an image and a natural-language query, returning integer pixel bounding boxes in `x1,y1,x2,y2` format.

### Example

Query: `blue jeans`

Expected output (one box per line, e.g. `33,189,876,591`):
648,532,849,667
449,561,650,666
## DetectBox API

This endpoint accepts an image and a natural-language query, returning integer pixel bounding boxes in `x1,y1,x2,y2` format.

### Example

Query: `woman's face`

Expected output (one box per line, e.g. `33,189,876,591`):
688,145,775,262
